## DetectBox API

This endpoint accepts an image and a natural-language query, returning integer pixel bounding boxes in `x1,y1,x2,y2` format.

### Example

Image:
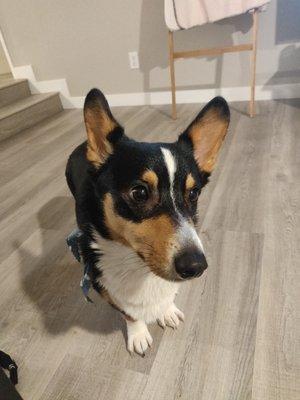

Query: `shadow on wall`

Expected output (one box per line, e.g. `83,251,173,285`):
276,0,300,44
263,44,300,102
17,196,124,337
138,0,252,93
264,0,300,98
265,44,300,85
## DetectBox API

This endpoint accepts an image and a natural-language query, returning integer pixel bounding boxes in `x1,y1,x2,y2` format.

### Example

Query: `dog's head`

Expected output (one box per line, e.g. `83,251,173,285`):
84,89,230,281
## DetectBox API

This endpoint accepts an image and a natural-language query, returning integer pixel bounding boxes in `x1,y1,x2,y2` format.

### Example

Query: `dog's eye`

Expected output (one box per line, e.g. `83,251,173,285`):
130,185,149,202
188,187,200,202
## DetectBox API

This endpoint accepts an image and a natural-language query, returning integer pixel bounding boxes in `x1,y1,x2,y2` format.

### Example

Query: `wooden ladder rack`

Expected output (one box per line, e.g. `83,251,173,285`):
168,9,259,119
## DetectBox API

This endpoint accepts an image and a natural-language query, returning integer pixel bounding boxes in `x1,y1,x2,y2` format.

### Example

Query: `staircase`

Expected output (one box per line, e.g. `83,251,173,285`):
0,77,63,142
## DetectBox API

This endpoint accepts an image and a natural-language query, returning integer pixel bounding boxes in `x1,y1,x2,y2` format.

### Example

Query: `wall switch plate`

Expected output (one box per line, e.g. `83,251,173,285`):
128,51,139,69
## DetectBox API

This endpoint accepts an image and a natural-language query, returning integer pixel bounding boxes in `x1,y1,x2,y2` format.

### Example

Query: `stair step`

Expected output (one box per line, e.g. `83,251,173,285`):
0,92,63,142
0,78,31,108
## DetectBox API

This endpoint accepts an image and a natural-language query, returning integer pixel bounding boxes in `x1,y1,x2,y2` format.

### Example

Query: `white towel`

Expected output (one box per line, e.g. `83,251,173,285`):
165,0,270,31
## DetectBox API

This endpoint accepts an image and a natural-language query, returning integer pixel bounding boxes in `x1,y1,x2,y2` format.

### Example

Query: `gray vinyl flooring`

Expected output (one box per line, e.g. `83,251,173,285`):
0,100,299,400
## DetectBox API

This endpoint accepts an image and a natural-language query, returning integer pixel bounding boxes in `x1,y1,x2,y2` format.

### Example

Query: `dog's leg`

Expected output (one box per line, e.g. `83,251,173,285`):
157,303,184,329
126,319,153,356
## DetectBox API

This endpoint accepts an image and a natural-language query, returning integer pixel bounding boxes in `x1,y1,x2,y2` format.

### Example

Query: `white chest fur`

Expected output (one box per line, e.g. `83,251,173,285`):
92,234,180,323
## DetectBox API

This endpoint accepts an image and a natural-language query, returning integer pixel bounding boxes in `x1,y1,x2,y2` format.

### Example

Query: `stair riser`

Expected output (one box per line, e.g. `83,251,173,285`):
0,94,62,142
0,81,31,108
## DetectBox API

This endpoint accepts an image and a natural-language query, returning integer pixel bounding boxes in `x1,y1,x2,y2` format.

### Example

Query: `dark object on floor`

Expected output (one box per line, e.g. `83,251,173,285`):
0,350,18,385
0,370,23,400
0,351,23,400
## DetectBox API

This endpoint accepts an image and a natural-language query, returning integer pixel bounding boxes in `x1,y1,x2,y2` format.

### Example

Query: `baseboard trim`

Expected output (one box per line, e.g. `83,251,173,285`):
8,64,300,109
12,65,74,108
11,76,300,109
78,84,300,108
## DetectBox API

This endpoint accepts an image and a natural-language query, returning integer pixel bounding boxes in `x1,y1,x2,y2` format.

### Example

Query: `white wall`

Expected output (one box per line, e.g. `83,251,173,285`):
0,0,299,100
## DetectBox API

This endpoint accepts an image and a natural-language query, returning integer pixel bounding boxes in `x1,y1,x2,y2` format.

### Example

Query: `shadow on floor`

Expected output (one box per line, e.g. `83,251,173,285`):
17,196,125,338
274,98,300,109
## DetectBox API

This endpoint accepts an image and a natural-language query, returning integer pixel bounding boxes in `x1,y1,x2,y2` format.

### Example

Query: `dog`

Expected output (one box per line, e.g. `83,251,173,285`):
65,88,230,356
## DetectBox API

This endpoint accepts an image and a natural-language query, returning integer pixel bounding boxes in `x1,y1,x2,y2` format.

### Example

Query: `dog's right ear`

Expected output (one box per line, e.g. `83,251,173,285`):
84,88,124,168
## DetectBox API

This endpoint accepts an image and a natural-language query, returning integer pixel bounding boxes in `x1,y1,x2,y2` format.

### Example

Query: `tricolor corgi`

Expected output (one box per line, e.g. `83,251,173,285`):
65,89,230,355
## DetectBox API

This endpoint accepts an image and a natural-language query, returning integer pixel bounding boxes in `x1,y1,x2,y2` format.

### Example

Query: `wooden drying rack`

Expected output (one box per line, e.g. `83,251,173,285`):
168,9,259,119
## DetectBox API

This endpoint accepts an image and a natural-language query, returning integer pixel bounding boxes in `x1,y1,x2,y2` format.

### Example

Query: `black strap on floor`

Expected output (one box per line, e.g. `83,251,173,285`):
0,351,18,385
0,351,23,400
0,369,23,400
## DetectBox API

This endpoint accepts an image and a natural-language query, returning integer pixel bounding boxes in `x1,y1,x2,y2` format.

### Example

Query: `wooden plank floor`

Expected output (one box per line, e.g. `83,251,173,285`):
0,100,299,400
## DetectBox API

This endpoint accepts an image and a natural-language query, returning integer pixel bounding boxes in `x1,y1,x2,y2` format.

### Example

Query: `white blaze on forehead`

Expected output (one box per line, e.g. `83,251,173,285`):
161,147,176,201
161,147,205,255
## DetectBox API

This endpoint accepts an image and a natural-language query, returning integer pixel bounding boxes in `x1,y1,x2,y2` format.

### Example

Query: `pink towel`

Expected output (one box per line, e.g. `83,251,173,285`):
165,0,270,31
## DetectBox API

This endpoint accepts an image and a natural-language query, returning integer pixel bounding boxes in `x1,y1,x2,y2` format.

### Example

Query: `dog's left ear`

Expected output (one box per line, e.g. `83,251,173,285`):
178,97,230,174
84,88,124,168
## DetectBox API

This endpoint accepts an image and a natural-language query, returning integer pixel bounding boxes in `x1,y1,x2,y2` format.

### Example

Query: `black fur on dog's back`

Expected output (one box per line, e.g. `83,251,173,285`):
65,142,104,290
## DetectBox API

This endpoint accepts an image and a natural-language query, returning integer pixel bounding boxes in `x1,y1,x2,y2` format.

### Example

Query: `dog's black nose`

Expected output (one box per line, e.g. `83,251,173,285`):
174,249,208,279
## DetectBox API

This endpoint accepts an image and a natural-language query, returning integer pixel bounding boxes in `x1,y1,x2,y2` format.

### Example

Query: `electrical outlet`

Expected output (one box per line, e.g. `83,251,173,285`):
128,51,139,69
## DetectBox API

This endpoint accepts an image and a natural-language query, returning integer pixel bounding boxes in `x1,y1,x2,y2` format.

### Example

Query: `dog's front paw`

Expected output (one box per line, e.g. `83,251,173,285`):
157,303,184,329
126,320,153,356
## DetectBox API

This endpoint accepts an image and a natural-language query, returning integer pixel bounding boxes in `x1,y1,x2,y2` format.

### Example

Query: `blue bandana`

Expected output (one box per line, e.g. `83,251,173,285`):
66,228,93,303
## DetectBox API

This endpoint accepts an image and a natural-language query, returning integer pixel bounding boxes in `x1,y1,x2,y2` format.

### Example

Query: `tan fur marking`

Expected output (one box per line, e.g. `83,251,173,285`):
141,170,158,189
85,109,116,167
103,194,176,278
189,109,228,173
186,173,196,190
